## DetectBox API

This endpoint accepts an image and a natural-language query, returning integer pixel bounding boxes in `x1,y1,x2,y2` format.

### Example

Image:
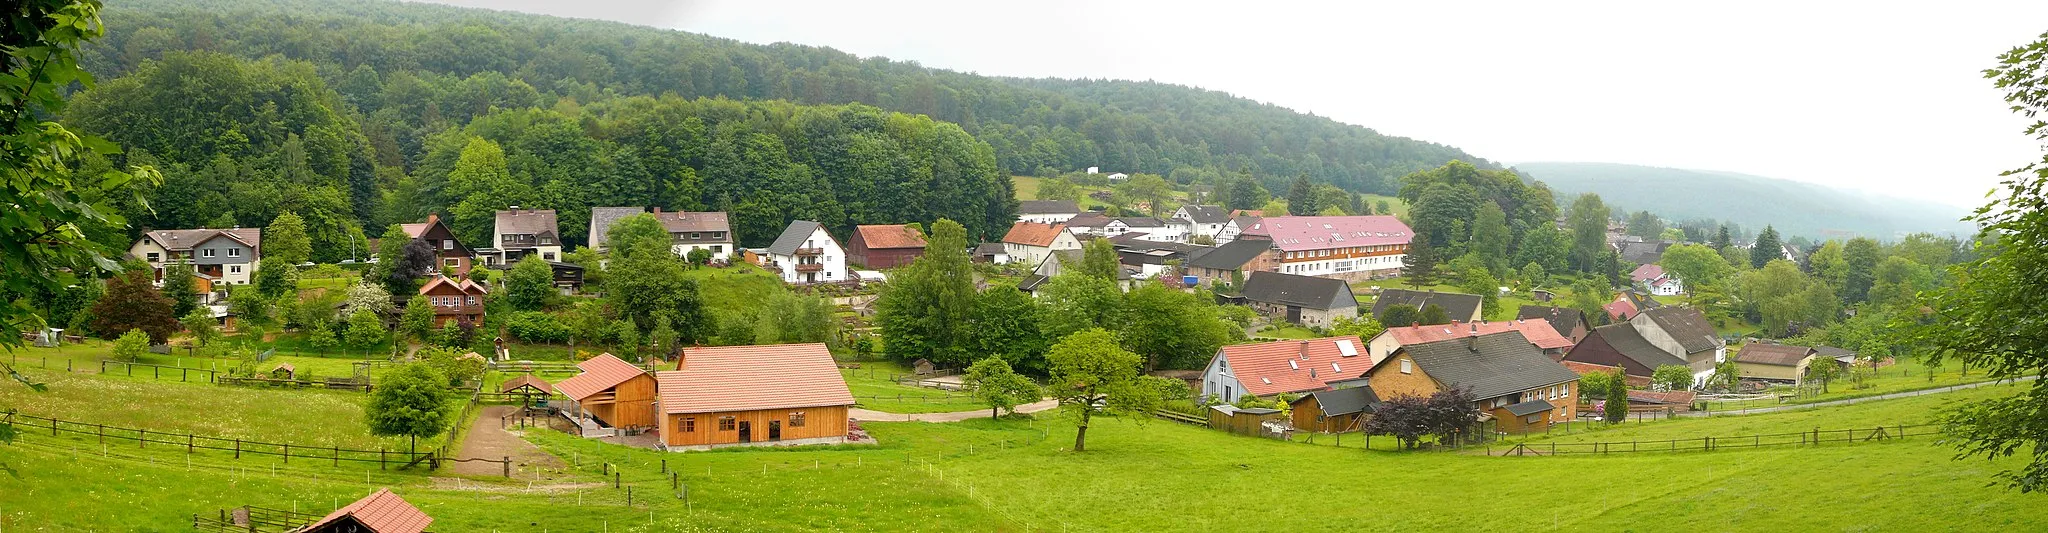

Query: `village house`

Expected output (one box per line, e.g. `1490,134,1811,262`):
764,220,847,284
1183,238,1278,289
587,206,645,253
1630,306,1726,376
1000,221,1082,266
1198,336,1369,403
1604,289,1663,321
1629,263,1684,296
553,353,659,434
1060,211,1114,236
1017,249,1135,295
1172,204,1233,241
847,224,927,269
1288,386,1382,433
972,242,1009,263
1216,214,1260,244
129,227,263,292
1110,238,1211,279
1236,271,1358,328
1366,319,1576,364
482,208,561,267
656,343,856,450
296,488,431,533
415,275,487,327
397,214,475,275
1731,343,1836,384
1560,323,1690,381
1561,360,1652,388
1369,289,1485,324
1618,240,1674,265
1516,305,1590,343
1017,200,1082,225
1236,215,1411,281
1364,331,1583,434
654,208,734,262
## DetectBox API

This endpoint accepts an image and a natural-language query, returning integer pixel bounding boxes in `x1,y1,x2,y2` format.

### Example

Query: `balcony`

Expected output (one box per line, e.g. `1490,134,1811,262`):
794,247,825,256
433,304,485,316
794,263,824,273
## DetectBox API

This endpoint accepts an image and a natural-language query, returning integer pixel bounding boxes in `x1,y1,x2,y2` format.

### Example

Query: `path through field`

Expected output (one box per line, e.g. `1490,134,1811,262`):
451,405,567,477
1682,376,2036,418
850,399,1061,422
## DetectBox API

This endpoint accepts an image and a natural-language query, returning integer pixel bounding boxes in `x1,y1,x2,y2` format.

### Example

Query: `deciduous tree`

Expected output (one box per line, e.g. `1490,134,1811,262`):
1651,364,1693,392
365,363,454,454
504,256,555,311
112,329,151,362
966,357,1041,418
1044,329,1163,452
181,310,219,347
968,286,1048,374
161,262,201,318
876,219,976,364
266,211,312,265
1568,193,1610,273
400,294,436,343
89,269,179,343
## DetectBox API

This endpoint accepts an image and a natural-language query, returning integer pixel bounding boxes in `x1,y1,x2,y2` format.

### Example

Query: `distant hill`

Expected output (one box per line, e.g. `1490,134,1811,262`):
1512,162,1972,240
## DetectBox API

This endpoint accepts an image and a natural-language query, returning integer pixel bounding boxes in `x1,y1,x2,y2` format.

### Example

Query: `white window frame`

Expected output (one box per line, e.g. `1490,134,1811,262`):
1399,359,1412,374
201,249,216,258
227,248,242,257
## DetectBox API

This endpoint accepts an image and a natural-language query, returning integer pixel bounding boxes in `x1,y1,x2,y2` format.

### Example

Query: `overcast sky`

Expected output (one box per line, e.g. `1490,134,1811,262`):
415,0,2048,208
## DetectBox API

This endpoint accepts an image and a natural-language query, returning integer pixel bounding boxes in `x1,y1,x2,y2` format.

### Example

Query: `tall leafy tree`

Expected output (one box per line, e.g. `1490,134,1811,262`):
1036,273,1126,340
443,137,523,247
1468,202,1510,275
1624,210,1664,240
1658,243,1733,290
753,292,837,346
1807,240,1848,294
181,310,220,348
254,257,297,298
1511,225,1571,273
1120,283,1233,371
265,211,313,265
1079,237,1120,281
88,269,179,343
965,357,1041,418
503,256,555,311
161,263,201,317
1035,177,1082,203
1567,193,1610,273
399,294,436,343
876,219,976,364
1749,225,1784,269
1867,256,1934,311
1841,237,1882,304
968,286,1048,375
364,363,455,454
1044,328,1165,452
1418,304,1451,326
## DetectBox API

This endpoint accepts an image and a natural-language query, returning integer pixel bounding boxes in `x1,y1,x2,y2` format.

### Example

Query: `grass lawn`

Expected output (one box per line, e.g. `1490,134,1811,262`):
1702,358,2003,410
1,369,419,450
840,360,989,414
680,263,788,316
0,374,2039,531
1254,325,1318,340
1515,381,2026,447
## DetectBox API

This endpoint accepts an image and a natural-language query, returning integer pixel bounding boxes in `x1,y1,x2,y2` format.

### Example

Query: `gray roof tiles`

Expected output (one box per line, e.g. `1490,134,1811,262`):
1640,306,1720,353
1241,271,1356,311
1393,331,1582,400
767,220,828,256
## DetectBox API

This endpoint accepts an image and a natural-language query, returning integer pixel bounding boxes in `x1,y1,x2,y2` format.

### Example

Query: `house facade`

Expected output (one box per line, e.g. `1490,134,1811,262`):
486,208,562,266
655,209,734,262
1172,205,1232,241
398,214,475,275
130,227,263,289
1288,386,1381,434
1630,306,1726,377
765,220,847,284
656,343,856,450
1560,323,1690,379
847,224,928,269
1216,215,1260,245
1366,332,1581,434
1017,200,1081,225
1238,216,1411,281
1198,336,1369,403
1238,271,1358,328
1732,343,1822,383
1184,239,1279,289
1000,222,1082,266
416,275,487,327
1629,263,1684,296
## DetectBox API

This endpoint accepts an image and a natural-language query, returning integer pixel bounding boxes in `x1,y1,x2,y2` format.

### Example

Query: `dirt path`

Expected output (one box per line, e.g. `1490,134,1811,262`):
850,399,1061,422
451,405,567,477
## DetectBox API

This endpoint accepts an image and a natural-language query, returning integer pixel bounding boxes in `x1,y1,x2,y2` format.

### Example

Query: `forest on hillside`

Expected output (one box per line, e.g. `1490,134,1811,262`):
75,0,1486,246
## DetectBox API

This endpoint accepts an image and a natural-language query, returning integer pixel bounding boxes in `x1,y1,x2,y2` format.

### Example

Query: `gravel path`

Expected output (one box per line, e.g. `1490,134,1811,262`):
451,405,567,477
851,399,1062,422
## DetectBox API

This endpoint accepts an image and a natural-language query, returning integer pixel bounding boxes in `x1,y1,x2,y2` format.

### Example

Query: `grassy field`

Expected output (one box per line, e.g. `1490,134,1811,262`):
0,368,2039,531
1702,358,2002,410
682,262,789,316
840,359,990,414
1514,381,2025,446
1,368,417,450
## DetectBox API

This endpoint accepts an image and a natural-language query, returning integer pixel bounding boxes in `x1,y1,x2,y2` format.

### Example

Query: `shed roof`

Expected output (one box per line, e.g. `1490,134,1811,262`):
1294,386,1381,416
1505,399,1556,417
659,343,854,413
301,488,431,533
973,242,1008,257
1240,271,1355,311
1212,336,1369,397
552,353,648,401
1735,343,1817,367
1064,212,1113,228
1639,306,1720,354
854,224,927,250
1390,331,1581,400
1370,289,1482,323
1001,222,1068,247
141,227,263,253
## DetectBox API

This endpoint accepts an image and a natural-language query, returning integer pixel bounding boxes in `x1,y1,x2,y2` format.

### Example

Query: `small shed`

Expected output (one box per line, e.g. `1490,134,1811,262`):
269,362,296,380
1289,386,1381,433
1531,289,1554,303
500,373,552,395
1208,405,1286,438
297,488,432,533
911,358,937,376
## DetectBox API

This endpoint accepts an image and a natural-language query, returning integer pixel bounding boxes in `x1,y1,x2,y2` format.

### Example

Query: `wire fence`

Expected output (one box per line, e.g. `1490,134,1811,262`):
11,413,437,469
1489,423,1942,456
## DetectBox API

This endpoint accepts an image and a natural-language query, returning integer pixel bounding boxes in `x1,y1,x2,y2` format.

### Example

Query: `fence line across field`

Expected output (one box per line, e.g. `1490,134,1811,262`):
1492,423,1941,456
9,412,513,475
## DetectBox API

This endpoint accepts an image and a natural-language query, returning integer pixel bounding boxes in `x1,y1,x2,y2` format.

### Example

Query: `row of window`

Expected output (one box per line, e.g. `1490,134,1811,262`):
671,232,729,241
676,412,808,433
1284,245,1399,260
431,295,478,307
1281,255,1400,275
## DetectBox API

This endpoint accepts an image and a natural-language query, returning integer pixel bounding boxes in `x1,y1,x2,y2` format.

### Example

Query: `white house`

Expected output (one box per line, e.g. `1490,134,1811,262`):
764,220,846,284
1000,222,1082,266
1217,215,1259,245
1629,264,1685,296
1241,215,1413,282
1017,200,1081,225
130,228,262,290
1103,217,1188,243
1106,172,1129,183
1172,205,1232,241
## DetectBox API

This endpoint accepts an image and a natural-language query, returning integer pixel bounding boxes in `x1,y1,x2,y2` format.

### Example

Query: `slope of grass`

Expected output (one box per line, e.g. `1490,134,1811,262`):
1512,380,2025,446
840,360,990,414
0,369,414,449
681,263,788,316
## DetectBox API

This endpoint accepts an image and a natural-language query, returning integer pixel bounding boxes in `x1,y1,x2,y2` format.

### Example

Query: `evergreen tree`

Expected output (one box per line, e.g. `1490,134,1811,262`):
1603,371,1629,423
1224,176,1269,211
1286,175,1318,215
1749,225,1783,269
161,263,200,317
1710,225,1732,250
1403,237,1440,288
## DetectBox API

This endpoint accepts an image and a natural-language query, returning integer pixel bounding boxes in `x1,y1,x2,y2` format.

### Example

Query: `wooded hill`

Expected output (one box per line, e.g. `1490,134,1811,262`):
1512,162,1973,240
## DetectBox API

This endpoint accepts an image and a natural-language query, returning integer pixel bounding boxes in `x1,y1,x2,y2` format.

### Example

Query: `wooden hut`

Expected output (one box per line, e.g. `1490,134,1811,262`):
552,353,658,431
912,358,937,376
269,362,296,380
1207,405,1286,438
1288,386,1381,433
655,343,856,450
297,488,431,533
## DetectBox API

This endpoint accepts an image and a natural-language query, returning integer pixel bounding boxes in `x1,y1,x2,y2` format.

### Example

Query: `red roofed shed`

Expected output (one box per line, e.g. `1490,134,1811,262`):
847,224,928,269
296,488,431,533
656,343,856,450
553,353,657,430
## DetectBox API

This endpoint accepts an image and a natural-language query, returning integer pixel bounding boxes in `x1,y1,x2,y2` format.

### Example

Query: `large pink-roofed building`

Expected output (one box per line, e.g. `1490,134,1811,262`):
1236,215,1413,281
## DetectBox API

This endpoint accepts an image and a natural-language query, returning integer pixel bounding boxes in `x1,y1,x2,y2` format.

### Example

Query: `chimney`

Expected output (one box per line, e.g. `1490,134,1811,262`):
1470,323,1478,335
1299,340,1310,360
425,213,439,225
653,207,662,216
675,348,687,371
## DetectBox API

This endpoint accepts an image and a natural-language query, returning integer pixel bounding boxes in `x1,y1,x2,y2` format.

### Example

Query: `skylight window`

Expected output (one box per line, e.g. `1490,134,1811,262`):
1288,360,1298,370
1336,340,1357,357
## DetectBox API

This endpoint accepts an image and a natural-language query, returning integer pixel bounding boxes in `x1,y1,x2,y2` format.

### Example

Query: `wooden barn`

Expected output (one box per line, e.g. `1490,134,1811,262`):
553,353,658,431
847,224,928,269
269,362,295,380
1288,386,1382,433
297,488,431,533
655,343,856,450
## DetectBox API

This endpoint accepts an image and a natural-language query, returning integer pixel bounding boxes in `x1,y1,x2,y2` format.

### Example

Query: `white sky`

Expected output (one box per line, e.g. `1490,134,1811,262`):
414,0,2048,208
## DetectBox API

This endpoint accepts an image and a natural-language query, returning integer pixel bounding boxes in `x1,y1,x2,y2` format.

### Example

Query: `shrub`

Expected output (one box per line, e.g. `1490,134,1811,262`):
505,311,572,344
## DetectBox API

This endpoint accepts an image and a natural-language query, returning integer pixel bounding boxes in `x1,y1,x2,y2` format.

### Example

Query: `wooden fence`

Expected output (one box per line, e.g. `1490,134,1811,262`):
1492,424,1940,456
191,505,322,533
15,413,436,469
98,360,220,382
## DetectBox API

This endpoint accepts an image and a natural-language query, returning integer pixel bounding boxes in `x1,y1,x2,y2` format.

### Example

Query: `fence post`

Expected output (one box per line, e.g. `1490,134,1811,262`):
236,438,241,459
190,434,196,453
140,428,146,448
615,471,621,489
334,446,340,466
504,456,511,477
284,443,290,463
98,423,104,445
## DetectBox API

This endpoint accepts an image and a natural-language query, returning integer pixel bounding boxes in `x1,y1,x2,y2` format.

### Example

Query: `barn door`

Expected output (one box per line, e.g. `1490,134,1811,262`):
738,421,752,443
1287,306,1302,324
769,420,783,441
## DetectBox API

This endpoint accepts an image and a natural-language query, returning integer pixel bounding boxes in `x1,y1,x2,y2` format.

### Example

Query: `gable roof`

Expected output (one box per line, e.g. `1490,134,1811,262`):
1620,241,1673,265
1569,323,1689,372
1115,217,1167,228
1388,331,1582,400
500,374,552,394
654,209,731,234
854,224,927,250
1240,216,1412,252
495,209,558,237
1377,319,1576,351
1560,360,1653,387
766,220,830,255
552,353,648,401
1185,238,1272,270
417,275,487,296
1293,386,1381,416
1516,305,1586,338
1002,222,1069,247
1178,205,1232,224
1638,306,1720,354
1735,343,1817,367
141,227,263,253
973,242,1007,257
1240,271,1355,311
1369,289,1482,324
1214,336,1370,397
1629,263,1666,283
301,488,431,533
1018,200,1081,214
659,343,854,413
1064,212,1113,228
587,207,645,247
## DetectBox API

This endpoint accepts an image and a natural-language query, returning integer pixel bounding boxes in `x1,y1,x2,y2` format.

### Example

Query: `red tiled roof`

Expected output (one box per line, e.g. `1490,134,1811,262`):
500,374,551,394
1002,222,1068,247
1630,263,1665,283
1215,336,1370,397
1606,299,1639,321
302,488,431,533
1237,216,1412,252
1380,320,1575,351
1628,389,1696,405
659,343,854,413
855,224,927,250
553,353,648,401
